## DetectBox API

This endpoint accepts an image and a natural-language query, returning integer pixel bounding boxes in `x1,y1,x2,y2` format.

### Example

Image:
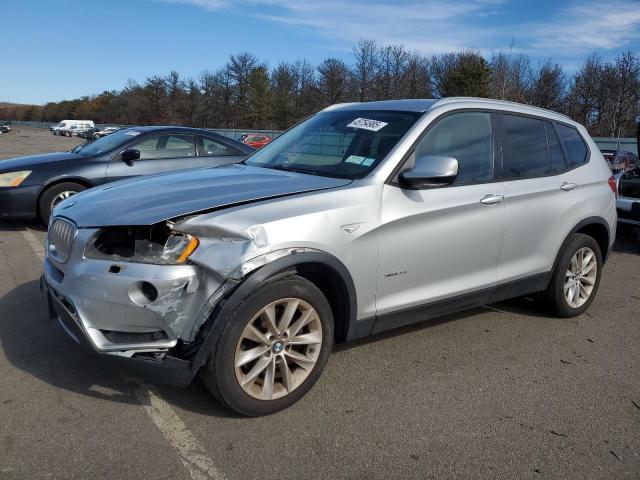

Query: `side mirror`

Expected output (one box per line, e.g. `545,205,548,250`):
121,148,140,165
398,155,459,189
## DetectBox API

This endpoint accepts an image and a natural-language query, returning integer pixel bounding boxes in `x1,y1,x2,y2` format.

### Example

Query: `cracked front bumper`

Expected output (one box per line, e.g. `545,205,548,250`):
42,227,223,358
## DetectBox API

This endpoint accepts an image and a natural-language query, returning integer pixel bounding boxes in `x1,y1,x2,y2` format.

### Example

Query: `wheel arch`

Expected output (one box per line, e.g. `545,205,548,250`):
36,177,94,218
553,216,611,274
235,251,357,344
190,251,358,377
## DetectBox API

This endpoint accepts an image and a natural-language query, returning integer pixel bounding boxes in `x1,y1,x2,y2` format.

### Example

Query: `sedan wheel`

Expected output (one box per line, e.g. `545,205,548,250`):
234,298,322,400
51,190,78,212
564,247,597,308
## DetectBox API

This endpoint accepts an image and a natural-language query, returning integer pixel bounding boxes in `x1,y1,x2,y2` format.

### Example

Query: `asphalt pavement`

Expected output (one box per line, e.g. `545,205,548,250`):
0,127,639,479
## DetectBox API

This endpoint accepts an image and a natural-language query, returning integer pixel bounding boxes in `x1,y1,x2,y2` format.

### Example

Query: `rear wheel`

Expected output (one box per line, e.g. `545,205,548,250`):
38,182,86,224
201,275,333,416
543,233,602,317
64,131,72,137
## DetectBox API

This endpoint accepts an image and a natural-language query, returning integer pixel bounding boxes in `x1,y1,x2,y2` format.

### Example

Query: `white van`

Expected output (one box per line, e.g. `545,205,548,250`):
50,120,94,136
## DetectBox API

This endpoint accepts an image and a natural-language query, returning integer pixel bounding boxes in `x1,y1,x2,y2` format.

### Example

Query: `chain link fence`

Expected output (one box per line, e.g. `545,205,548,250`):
2,120,637,154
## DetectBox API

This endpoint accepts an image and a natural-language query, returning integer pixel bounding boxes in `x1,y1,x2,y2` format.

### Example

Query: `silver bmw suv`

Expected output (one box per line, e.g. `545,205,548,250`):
42,98,617,416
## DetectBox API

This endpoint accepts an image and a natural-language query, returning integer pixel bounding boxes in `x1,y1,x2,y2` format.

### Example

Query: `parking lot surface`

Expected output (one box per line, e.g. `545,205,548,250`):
1,128,639,479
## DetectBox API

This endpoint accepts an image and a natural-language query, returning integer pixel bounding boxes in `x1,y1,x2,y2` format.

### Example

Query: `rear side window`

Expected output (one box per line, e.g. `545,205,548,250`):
414,112,493,185
502,115,549,179
202,137,240,156
556,124,588,168
545,122,567,174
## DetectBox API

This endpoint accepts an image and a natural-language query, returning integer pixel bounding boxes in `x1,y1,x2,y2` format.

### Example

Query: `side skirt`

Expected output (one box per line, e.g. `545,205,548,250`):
346,272,552,341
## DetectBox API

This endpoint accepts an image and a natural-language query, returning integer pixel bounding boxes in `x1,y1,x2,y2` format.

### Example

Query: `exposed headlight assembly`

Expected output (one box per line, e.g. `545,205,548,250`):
85,224,199,265
0,171,31,187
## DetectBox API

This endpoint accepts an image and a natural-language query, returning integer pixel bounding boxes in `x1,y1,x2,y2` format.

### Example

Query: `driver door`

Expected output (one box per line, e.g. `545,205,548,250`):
376,111,505,325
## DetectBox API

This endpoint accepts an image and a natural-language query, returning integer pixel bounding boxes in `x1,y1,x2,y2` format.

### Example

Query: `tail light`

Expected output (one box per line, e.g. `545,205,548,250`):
608,175,617,197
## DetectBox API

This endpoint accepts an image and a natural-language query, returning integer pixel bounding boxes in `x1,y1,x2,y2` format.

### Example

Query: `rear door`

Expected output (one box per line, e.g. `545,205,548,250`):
497,114,584,284
107,133,209,181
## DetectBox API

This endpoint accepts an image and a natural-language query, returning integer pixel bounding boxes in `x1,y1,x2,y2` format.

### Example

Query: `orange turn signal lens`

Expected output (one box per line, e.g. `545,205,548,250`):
177,235,199,264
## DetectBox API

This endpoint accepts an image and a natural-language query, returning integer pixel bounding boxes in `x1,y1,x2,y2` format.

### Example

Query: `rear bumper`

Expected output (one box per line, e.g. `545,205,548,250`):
617,195,640,226
40,274,195,387
0,185,39,219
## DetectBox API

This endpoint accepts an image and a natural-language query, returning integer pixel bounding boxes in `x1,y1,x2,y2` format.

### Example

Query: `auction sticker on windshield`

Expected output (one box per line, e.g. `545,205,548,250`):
347,118,388,132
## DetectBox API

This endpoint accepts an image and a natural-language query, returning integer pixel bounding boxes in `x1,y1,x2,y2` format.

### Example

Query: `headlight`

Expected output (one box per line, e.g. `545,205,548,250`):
85,225,199,265
0,171,31,187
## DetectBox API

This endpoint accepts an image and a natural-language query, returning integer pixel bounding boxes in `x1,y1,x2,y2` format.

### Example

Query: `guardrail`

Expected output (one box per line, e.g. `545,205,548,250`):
2,120,636,154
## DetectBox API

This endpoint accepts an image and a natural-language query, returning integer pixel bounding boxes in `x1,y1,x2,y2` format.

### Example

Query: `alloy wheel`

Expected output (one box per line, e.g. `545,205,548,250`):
50,190,78,211
234,298,323,400
564,247,597,308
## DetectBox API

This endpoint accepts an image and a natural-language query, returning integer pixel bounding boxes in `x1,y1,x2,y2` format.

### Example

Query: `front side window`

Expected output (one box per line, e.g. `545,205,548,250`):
412,112,493,185
134,134,196,160
502,114,549,179
244,110,421,179
202,137,240,156
556,124,588,168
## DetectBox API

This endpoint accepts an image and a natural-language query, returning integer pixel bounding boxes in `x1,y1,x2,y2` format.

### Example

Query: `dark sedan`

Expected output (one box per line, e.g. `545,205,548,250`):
0,126,254,223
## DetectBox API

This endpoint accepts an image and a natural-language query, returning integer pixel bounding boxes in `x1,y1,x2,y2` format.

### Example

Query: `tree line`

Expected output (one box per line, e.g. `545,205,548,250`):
4,41,639,138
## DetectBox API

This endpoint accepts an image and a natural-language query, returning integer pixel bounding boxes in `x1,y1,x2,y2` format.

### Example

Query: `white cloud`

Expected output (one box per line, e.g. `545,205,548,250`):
523,1,640,54
159,0,640,59
164,0,507,54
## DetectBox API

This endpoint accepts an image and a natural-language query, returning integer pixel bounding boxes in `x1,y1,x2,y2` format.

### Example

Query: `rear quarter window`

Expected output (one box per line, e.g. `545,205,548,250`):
556,124,588,168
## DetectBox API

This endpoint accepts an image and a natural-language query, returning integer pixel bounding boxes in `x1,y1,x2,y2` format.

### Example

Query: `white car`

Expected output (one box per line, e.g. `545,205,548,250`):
93,126,120,139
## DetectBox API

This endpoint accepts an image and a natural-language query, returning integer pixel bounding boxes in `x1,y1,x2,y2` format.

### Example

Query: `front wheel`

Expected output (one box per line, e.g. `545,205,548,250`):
543,233,602,317
38,182,86,224
201,275,333,416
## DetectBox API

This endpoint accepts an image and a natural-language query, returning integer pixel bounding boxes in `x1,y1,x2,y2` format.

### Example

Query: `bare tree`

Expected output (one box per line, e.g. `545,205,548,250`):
528,59,566,111
352,40,378,102
489,51,531,102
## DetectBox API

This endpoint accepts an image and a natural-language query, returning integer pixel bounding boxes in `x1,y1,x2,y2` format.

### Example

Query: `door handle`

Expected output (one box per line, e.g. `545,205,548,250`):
560,182,577,191
480,194,504,205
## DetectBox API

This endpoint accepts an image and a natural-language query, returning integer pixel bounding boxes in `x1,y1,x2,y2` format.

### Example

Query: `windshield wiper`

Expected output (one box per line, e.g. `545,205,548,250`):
267,164,319,176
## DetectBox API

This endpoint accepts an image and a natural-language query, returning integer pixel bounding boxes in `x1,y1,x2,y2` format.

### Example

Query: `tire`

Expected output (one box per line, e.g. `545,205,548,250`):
94,134,101,140
201,274,334,416
64,131,72,137
38,182,86,224
543,233,602,317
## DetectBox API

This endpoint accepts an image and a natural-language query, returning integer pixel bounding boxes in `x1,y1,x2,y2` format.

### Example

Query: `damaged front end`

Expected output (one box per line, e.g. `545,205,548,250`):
42,215,309,385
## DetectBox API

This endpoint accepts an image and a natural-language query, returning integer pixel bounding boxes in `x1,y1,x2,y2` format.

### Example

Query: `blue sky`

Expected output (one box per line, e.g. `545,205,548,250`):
2,0,639,104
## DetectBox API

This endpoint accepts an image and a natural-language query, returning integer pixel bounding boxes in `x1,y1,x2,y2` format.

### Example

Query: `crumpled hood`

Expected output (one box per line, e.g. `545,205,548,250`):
56,164,352,227
0,151,80,171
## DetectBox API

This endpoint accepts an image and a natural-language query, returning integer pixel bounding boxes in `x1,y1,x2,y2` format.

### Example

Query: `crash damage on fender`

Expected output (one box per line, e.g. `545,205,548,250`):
41,163,354,385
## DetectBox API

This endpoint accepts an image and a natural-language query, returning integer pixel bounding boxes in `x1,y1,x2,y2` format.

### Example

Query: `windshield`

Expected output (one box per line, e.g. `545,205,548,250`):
72,128,141,156
244,110,421,179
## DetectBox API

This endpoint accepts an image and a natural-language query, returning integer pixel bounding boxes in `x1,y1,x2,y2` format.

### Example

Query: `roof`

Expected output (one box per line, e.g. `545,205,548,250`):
323,99,438,113
323,97,573,122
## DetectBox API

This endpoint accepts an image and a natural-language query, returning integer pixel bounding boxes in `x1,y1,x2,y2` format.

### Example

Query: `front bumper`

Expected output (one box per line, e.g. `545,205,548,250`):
42,274,194,386
0,185,39,219
41,224,224,366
